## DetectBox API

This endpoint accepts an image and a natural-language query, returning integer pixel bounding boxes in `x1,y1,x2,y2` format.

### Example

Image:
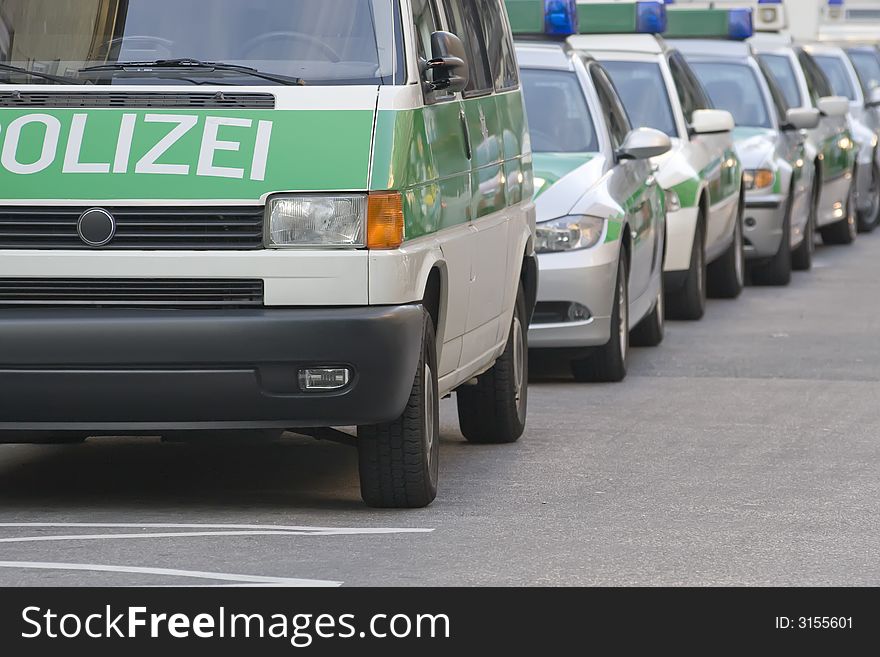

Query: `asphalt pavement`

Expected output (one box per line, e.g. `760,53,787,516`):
1,232,879,586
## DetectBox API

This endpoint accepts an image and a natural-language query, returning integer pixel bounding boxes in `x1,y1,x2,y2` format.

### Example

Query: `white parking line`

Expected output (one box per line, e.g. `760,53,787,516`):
0,561,341,587
0,522,434,535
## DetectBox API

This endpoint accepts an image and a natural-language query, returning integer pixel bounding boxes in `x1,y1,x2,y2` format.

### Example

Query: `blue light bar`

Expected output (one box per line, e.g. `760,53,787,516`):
544,0,579,36
758,0,783,4
827,0,844,6
636,2,668,34
728,8,754,39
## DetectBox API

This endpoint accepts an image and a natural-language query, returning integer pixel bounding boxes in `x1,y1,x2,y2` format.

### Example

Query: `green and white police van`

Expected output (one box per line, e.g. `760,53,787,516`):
571,1,745,322
508,0,671,383
0,0,538,509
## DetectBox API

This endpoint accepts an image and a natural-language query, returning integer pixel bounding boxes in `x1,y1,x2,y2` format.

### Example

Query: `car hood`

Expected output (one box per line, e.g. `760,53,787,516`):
532,153,605,219
732,127,777,170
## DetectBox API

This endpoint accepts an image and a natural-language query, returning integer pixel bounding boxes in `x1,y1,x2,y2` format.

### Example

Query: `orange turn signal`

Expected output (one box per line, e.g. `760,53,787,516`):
367,192,404,250
753,170,775,190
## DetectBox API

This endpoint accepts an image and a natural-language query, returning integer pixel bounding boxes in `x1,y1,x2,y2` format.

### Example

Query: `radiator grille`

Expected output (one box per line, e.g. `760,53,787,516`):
0,207,265,250
0,279,264,308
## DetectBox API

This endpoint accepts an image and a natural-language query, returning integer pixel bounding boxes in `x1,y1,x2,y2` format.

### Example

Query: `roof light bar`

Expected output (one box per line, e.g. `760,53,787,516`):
664,7,755,40
575,2,667,35
505,0,579,37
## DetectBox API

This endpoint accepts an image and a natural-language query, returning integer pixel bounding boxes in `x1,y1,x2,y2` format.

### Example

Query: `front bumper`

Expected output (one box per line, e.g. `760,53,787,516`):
0,306,424,430
742,194,786,259
528,244,617,349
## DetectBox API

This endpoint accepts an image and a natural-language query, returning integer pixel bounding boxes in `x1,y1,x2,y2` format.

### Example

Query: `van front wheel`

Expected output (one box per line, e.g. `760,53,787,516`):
357,309,439,508
457,284,528,444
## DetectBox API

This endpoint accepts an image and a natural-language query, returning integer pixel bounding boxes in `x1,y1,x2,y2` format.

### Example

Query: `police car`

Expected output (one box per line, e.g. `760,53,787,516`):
0,0,538,508
667,9,821,285
571,1,744,322
751,33,859,246
509,0,670,383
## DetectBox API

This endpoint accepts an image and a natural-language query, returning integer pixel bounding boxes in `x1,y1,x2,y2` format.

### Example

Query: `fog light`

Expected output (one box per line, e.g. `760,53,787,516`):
567,303,592,322
298,368,352,391
745,216,757,228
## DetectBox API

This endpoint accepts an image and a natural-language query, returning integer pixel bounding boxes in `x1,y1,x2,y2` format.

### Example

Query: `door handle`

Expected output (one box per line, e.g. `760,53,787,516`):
460,109,472,160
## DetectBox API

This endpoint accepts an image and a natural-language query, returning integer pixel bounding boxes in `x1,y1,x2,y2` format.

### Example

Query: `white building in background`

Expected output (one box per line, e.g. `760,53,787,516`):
661,0,880,43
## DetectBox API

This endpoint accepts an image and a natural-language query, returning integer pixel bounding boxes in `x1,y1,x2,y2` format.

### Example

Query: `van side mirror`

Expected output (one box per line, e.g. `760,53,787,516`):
866,87,880,108
817,96,849,117
783,107,821,131
424,31,469,94
690,109,735,135
617,128,672,161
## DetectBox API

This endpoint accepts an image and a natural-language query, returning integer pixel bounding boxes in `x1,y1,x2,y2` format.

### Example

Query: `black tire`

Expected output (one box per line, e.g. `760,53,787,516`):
857,161,880,233
571,254,628,383
630,276,664,347
707,196,745,299
457,285,528,444
821,180,857,245
666,218,706,321
358,309,439,508
792,179,817,272
750,193,792,287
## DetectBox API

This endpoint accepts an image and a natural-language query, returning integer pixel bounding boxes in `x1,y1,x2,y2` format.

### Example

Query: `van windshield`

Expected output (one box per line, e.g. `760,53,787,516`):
0,0,402,86
601,61,677,138
521,68,599,153
690,62,773,129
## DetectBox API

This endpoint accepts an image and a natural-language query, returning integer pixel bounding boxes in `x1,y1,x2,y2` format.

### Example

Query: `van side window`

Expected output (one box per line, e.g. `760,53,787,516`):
797,49,833,103
669,51,712,124
441,0,494,96
477,0,520,91
413,0,453,104
590,63,632,149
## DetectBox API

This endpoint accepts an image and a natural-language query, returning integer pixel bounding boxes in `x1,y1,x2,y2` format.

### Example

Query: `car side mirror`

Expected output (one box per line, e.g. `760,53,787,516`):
424,31,469,94
817,95,849,117
690,109,735,135
866,87,880,108
783,107,821,131
617,127,672,161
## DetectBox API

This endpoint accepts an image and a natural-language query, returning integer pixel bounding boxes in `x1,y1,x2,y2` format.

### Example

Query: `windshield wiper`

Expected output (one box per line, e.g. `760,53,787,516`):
80,58,305,86
0,63,84,85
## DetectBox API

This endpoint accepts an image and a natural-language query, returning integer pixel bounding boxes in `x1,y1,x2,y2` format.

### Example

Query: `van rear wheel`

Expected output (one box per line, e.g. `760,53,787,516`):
457,284,528,444
358,309,439,508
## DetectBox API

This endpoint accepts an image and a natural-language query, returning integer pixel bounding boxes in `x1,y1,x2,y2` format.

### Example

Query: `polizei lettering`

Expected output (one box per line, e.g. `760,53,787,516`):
0,113,273,180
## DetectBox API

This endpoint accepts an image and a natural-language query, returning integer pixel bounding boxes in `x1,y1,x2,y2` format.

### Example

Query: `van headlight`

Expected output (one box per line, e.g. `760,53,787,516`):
536,215,605,253
266,194,366,248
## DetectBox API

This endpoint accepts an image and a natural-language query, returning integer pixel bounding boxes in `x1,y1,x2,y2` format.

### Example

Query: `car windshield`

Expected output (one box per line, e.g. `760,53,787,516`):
759,54,803,108
813,55,857,100
0,0,401,86
690,61,773,129
521,68,599,153
847,50,880,93
601,61,677,138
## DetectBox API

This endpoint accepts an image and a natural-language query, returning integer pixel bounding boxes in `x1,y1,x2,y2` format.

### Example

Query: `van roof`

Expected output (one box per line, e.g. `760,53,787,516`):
669,39,753,59
514,41,575,71
568,33,666,56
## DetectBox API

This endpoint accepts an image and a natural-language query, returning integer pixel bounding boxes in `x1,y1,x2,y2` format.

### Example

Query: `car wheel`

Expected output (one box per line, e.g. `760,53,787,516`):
358,308,439,508
792,181,817,272
630,275,665,348
571,254,628,383
666,218,706,321
751,192,792,287
821,180,857,245
457,284,528,444
707,196,745,299
857,161,880,233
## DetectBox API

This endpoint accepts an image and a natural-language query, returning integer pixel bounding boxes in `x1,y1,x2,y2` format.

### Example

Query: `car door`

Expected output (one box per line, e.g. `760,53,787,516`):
440,0,508,367
412,0,474,377
669,51,740,256
590,62,659,307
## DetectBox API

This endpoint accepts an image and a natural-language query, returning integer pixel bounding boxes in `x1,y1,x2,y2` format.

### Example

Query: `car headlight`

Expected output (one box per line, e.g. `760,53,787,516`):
743,169,775,191
536,215,605,253
267,195,365,248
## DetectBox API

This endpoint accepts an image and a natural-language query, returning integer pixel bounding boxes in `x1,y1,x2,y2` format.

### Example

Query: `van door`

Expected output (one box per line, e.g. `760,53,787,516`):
440,0,508,367
413,0,473,378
